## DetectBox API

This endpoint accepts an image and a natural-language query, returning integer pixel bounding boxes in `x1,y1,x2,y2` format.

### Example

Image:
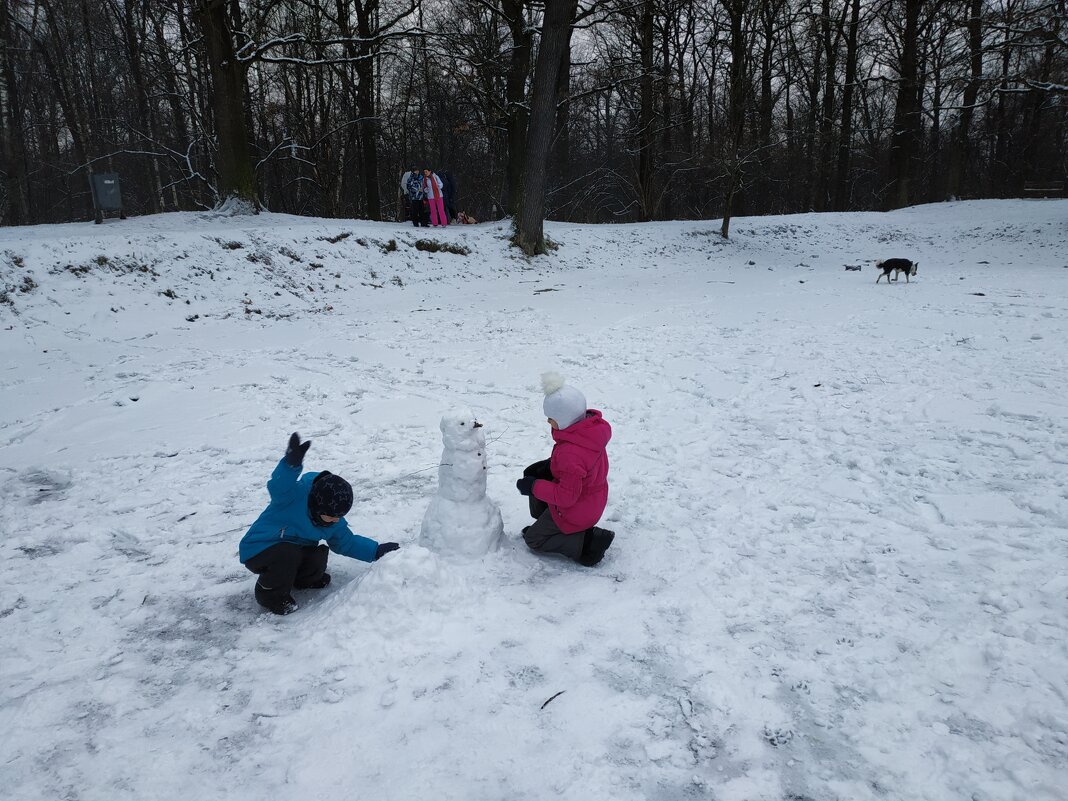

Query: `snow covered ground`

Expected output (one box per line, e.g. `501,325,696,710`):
1,200,1066,801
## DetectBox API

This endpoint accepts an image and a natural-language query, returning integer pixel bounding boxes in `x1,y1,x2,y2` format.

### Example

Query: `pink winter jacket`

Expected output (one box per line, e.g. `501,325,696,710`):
532,409,612,534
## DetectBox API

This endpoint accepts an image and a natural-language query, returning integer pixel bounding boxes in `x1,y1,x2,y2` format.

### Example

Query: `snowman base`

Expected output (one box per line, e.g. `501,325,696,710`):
420,496,503,559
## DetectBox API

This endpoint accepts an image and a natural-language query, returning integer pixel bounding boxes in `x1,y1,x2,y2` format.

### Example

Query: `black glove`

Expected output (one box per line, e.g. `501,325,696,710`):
375,542,400,560
516,476,536,496
284,432,311,467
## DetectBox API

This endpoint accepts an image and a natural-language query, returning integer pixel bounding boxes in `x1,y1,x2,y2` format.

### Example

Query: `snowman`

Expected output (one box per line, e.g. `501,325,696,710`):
419,408,504,558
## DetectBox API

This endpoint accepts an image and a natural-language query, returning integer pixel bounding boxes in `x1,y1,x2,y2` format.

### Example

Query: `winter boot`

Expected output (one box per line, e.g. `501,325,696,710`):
578,527,615,567
255,581,299,615
295,572,331,590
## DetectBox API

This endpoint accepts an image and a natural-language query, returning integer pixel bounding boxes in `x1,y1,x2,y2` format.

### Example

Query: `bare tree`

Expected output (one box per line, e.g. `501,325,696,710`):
2,0,1065,227
195,0,257,207
514,0,579,255
504,0,534,215
833,0,861,209
0,0,30,224
886,0,925,209
720,0,752,238
638,0,656,220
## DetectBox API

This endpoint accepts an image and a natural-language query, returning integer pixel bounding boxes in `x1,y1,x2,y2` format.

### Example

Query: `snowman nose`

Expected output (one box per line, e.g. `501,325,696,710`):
473,421,483,428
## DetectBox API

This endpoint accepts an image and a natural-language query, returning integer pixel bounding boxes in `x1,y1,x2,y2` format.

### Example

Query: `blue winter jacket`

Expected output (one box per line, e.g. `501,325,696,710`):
239,460,379,564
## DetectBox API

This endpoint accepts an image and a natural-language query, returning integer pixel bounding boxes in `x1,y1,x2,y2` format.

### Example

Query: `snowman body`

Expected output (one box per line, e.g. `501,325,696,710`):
419,409,503,557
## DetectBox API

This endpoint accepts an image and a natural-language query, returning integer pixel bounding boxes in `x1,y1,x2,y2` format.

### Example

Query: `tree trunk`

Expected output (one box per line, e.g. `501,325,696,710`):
514,0,578,255
720,0,748,239
784,82,796,206
175,0,209,207
638,0,655,221
816,0,841,211
758,2,774,149
946,0,981,199
991,3,1014,195
122,0,161,213
195,0,257,208
926,44,942,202
886,0,923,209
661,9,673,159
658,4,674,218
0,0,30,224
38,1,92,216
354,1,381,220
756,0,778,213
504,0,532,216
833,0,860,210
1020,3,1059,184
79,0,103,163
551,29,572,195
802,16,821,211
678,12,696,155
159,2,193,208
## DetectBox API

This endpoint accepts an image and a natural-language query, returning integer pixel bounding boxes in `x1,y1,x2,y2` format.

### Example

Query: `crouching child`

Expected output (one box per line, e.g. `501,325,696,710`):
240,432,399,615
516,373,616,567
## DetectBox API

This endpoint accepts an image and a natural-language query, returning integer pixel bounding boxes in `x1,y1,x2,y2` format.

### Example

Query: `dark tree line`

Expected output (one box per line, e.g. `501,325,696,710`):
1,0,1065,252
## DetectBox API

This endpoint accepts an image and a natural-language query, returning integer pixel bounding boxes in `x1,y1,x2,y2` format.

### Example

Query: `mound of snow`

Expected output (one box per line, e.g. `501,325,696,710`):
202,196,259,218
327,546,469,626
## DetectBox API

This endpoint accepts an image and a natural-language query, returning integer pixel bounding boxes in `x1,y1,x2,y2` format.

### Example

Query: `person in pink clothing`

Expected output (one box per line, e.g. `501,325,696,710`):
515,372,616,566
422,168,448,227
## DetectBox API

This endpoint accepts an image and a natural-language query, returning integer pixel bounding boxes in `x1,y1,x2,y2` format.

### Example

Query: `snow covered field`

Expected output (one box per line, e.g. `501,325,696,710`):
1,200,1066,801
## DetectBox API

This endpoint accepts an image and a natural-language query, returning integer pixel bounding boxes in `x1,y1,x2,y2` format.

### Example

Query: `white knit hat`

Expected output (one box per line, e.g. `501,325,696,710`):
541,371,587,429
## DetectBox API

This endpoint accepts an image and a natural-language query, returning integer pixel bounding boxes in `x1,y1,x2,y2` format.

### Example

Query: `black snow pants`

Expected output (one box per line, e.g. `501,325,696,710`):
409,197,429,227
245,542,329,611
521,459,585,561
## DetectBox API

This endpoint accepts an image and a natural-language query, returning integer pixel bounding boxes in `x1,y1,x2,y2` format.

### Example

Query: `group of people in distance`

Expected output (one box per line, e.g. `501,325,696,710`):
400,165,476,227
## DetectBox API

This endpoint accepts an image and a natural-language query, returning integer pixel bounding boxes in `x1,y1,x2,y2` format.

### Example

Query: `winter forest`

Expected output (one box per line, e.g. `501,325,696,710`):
1,0,1066,248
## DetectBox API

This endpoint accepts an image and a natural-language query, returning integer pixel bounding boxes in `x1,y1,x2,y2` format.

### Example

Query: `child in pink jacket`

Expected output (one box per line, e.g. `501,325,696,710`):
422,168,448,227
516,372,615,566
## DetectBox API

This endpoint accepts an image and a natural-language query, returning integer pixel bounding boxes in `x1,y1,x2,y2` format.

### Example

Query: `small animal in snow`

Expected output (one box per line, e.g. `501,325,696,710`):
876,258,918,284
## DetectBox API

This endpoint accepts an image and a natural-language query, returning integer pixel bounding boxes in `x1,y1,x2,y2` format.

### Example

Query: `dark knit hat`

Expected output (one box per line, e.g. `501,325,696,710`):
308,472,353,520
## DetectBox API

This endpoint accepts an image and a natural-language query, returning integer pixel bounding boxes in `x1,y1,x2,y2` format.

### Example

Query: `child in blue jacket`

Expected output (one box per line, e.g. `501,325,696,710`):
240,432,399,615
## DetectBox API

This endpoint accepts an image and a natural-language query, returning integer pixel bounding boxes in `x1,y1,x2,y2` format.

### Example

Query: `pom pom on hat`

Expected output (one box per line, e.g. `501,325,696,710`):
541,371,566,396
541,371,587,430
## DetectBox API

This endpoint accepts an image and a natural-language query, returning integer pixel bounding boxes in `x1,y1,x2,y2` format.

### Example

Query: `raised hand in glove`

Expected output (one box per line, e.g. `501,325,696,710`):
516,476,536,496
374,542,400,561
284,432,311,467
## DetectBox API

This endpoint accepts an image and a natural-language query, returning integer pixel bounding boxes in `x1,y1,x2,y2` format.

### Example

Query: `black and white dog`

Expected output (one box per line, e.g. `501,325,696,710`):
875,258,918,284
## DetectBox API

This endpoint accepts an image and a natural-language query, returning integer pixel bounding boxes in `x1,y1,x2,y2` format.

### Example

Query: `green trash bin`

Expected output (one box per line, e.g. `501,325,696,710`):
89,173,126,224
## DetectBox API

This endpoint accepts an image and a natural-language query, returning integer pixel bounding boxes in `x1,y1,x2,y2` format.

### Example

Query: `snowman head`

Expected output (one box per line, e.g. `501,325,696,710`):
439,408,487,452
